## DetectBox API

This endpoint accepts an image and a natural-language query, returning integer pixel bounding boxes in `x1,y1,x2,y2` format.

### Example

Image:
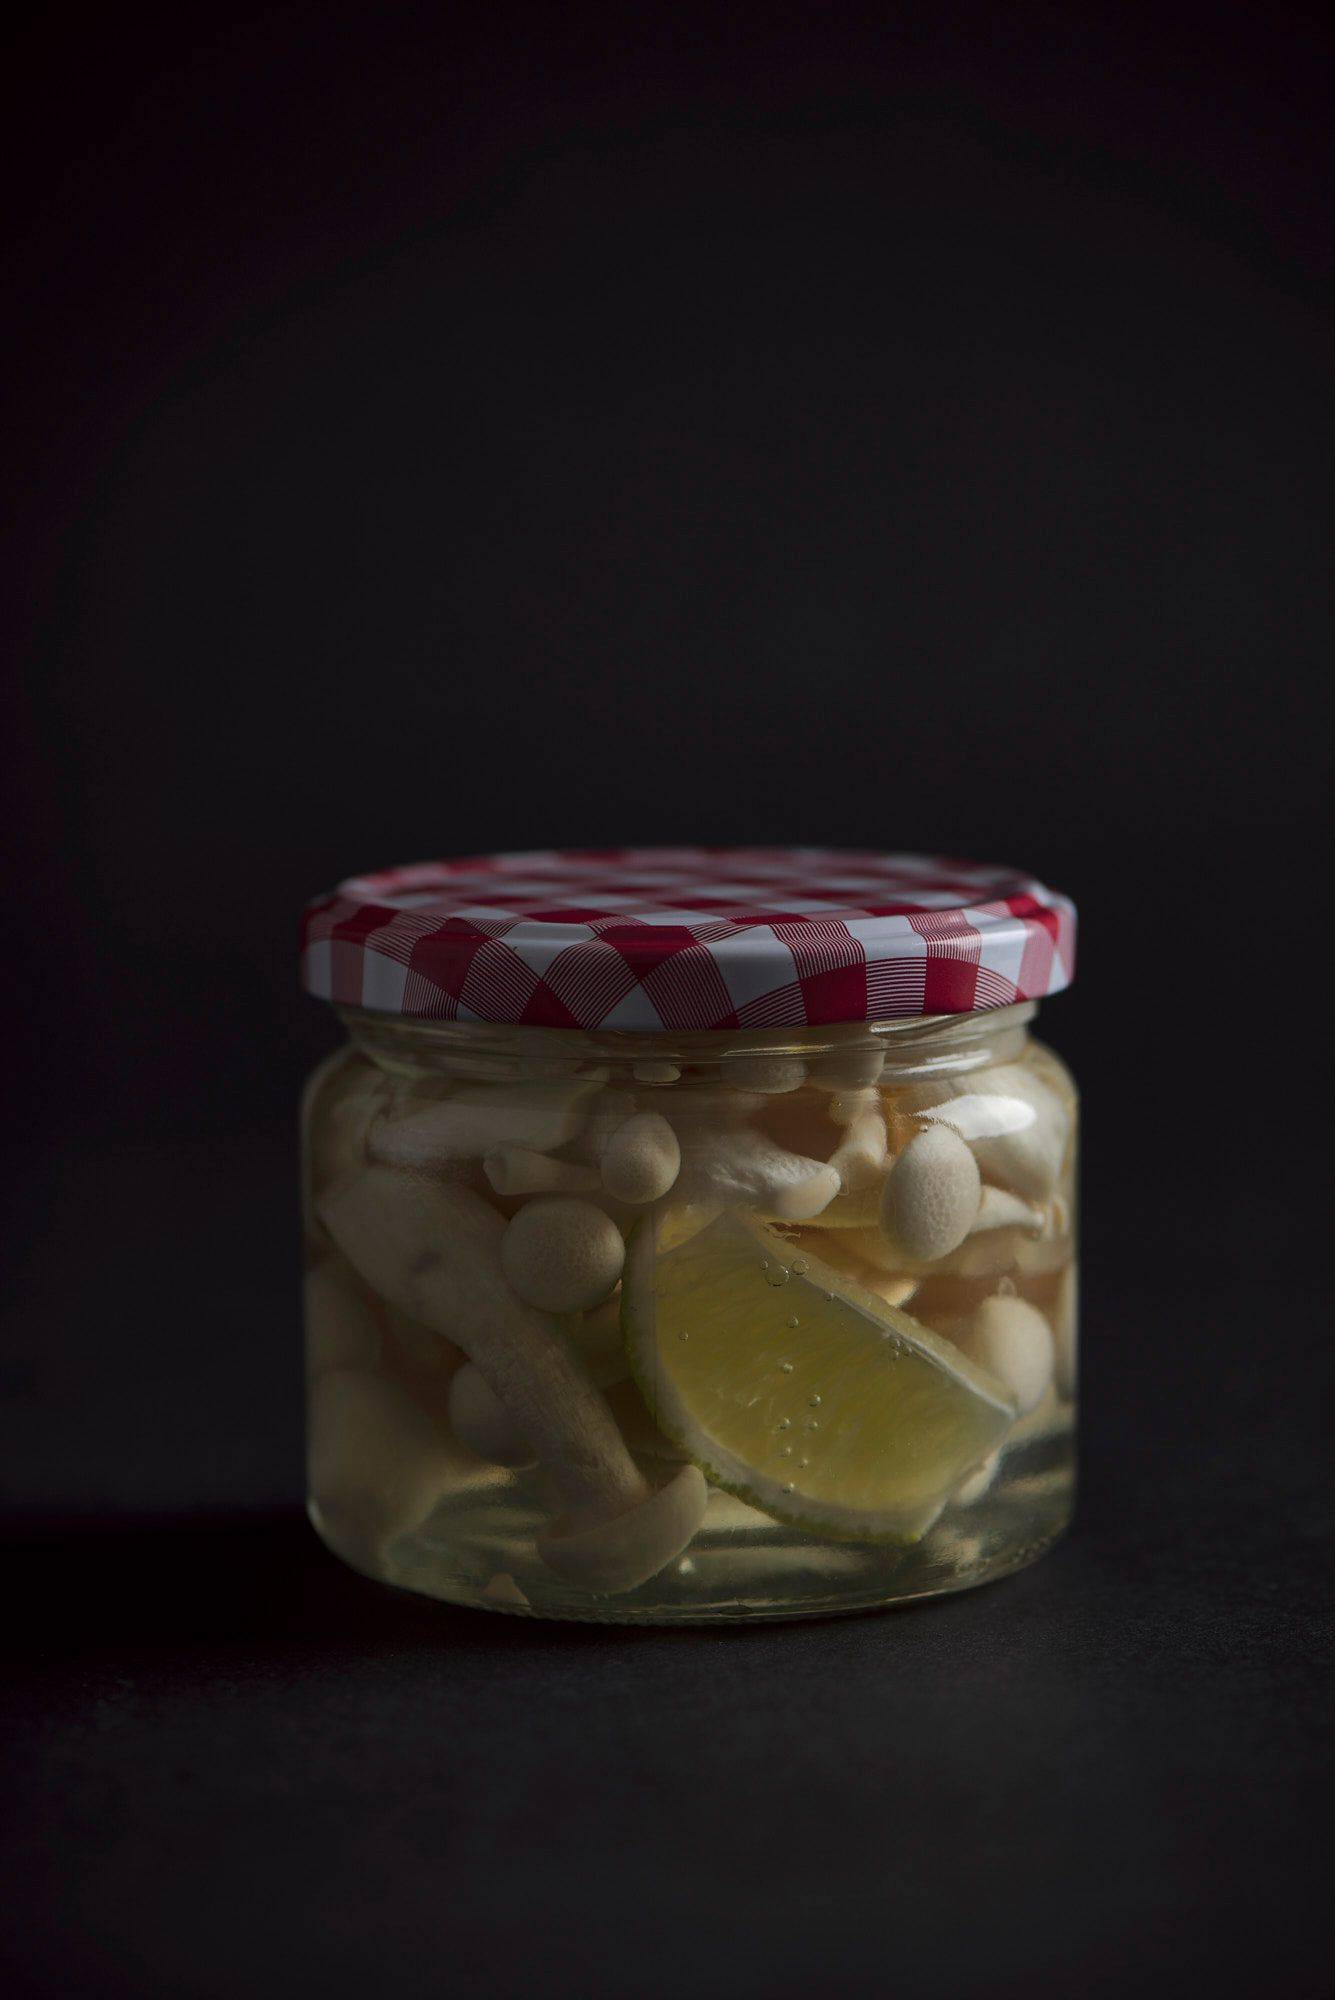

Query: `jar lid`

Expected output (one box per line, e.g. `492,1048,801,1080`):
300,849,1076,1031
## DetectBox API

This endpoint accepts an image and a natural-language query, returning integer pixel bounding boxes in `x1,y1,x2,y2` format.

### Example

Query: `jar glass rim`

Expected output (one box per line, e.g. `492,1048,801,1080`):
335,999,1039,1080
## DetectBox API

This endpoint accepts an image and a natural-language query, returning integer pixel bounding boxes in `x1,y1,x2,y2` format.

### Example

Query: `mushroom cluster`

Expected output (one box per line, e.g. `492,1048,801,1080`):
303,1031,1076,1598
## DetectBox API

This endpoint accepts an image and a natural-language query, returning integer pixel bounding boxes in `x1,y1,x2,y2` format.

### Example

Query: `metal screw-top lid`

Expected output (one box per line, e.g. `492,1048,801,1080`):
301,848,1076,1029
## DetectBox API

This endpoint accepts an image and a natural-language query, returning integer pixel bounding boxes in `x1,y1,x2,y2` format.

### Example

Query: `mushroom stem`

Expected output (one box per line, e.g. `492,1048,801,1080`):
448,1363,538,1467
632,1061,681,1084
483,1147,602,1197
369,1078,603,1172
308,1368,456,1561
829,1111,888,1192
319,1168,646,1531
678,1126,841,1222
968,1186,1044,1237
907,1067,1068,1202
812,1043,885,1090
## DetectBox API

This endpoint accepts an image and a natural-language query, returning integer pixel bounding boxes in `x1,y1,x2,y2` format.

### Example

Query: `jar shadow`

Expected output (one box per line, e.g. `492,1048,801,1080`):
6,1509,989,1668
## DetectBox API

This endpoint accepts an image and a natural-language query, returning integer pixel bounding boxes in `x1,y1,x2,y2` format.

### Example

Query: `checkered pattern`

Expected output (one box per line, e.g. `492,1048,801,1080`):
300,850,1076,1030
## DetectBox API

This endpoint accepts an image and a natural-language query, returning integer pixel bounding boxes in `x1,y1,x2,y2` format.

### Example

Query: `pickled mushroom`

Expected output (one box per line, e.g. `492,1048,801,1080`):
319,1167,701,1589
879,1126,982,1261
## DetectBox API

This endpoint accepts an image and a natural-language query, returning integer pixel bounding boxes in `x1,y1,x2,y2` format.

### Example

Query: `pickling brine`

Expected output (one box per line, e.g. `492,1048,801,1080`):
300,851,1078,1622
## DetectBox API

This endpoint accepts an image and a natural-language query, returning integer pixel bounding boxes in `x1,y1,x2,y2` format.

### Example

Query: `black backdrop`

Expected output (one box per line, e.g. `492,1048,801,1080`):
4,6,1332,1997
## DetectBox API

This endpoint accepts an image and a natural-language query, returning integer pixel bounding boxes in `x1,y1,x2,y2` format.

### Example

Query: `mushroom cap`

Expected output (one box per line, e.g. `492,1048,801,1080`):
956,1296,1054,1415
879,1125,982,1262
500,1196,627,1313
601,1111,682,1205
721,1055,808,1095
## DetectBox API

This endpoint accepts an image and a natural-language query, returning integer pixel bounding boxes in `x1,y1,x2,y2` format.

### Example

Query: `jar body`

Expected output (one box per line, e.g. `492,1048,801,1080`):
301,1007,1077,1623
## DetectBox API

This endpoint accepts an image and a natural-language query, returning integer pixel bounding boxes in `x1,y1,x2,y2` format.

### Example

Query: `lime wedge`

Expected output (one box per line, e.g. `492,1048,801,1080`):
621,1211,1015,1542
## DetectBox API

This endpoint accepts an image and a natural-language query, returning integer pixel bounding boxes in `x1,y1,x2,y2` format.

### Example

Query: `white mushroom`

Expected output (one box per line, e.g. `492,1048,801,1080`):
308,1368,454,1559
501,1197,626,1312
800,1110,890,1227
559,1296,629,1388
563,1087,639,1166
1012,1240,1074,1278
658,1086,769,1137
302,1057,384,1239
968,1186,1045,1237
879,1126,982,1261
601,1112,681,1205
448,1363,538,1467
811,1042,885,1091
319,1168,702,1588
834,1225,909,1274
319,1170,639,1524
1010,1381,1065,1445
954,1296,1054,1415
369,1078,603,1172
829,1111,888,1193
378,1299,463,1380
928,1232,1037,1279
953,1449,1002,1507
439,1054,520,1082
515,1056,580,1081
517,1055,610,1083
858,1268,919,1309
304,1260,382,1378
1013,1195,1074,1274
720,1054,808,1094
909,1066,1068,1202
824,1085,885,1128
480,1572,530,1607
538,1464,709,1593
1052,1261,1077,1399
483,1146,602,1198
677,1126,841,1222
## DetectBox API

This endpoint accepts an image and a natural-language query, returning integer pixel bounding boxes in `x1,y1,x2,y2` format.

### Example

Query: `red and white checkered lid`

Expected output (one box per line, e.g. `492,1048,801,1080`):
301,849,1076,1031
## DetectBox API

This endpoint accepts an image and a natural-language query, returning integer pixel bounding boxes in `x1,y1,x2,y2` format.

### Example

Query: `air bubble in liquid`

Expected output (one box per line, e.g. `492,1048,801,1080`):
764,1265,791,1289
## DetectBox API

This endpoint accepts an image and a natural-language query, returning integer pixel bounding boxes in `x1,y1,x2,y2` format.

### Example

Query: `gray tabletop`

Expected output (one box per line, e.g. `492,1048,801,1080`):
3,1136,1329,2000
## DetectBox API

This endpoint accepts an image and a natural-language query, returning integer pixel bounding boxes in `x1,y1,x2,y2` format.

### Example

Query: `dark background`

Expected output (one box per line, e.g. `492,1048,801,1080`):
4,4,1331,1997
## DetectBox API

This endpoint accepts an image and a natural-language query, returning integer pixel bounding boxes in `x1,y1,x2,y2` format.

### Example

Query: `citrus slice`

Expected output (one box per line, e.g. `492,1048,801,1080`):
621,1211,1015,1542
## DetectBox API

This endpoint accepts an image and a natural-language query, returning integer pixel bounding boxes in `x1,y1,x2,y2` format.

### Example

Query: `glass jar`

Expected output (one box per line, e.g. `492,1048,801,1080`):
300,852,1077,1623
